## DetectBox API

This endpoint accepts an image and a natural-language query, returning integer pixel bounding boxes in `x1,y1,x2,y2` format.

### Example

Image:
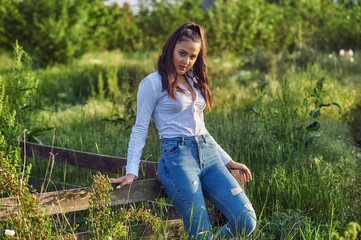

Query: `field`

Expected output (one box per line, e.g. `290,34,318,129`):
2,47,361,239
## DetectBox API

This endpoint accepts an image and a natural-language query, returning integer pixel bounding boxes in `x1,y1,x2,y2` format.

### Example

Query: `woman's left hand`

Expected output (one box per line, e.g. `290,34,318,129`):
226,160,253,182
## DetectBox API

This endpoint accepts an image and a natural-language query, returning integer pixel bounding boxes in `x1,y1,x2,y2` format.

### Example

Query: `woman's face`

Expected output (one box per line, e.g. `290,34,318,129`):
172,39,201,78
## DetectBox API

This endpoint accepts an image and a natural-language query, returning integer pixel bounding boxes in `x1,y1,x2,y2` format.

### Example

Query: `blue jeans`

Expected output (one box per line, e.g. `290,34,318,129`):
157,134,257,240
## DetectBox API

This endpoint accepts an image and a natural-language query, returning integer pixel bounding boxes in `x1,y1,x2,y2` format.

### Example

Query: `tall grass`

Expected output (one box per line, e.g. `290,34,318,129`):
1,49,360,238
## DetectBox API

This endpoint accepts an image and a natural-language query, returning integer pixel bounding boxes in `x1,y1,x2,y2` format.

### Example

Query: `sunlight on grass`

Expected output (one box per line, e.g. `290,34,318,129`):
78,49,159,73
1,48,360,239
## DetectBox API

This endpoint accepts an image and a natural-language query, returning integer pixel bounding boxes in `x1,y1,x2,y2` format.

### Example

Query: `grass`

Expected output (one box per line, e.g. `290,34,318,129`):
1,49,361,239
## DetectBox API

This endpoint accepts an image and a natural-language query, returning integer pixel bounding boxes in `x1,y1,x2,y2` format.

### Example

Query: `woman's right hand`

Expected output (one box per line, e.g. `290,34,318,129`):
109,174,136,189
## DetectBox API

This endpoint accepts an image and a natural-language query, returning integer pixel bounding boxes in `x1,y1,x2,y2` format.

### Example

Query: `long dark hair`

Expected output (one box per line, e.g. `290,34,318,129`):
157,22,212,113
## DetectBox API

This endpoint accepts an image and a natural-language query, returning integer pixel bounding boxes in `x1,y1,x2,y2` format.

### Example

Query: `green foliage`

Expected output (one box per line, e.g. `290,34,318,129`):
87,172,162,239
137,0,205,51
1,0,104,66
309,77,342,115
304,77,342,144
91,72,105,101
2,47,358,238
248,77,343,152
91,5,142,51
0,153,53,239
311,2,361,51
0,76,17,154
88,172,128,239
259,209,325,239
0,46,24,172
248,80,308,154
2,0,361,65
204,0,292,54
0,43,52,239
331,222,361,240
100,66,136,127
3,42,39,138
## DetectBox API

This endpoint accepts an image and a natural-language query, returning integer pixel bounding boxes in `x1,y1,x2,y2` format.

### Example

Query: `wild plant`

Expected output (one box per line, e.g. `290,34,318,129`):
87,172,128,240
87,172,162,239
249,77,342,151
247,80,308,154
304,77,342,144
0,153,53,239
103,66,136,127
331,222,361,240
1,61,52,239
0,76,19,160
3,42,41,144
90,72,105,101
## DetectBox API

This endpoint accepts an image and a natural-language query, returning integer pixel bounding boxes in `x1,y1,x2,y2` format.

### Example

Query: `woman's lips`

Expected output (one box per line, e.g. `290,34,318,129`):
179,65,187,71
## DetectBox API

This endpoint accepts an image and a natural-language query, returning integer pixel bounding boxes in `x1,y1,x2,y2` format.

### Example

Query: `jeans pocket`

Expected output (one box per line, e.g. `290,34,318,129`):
161,142,180,157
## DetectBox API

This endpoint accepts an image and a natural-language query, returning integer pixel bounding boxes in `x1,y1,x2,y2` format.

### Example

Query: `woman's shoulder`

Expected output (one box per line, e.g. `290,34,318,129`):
139,71,162,94
140,71,161,87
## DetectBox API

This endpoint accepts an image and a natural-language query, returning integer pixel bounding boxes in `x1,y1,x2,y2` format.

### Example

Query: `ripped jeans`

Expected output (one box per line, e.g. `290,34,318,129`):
157,134,257,240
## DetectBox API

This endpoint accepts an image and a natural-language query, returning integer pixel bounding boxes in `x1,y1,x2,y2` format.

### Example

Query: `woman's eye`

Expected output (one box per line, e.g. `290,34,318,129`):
180,52,186,56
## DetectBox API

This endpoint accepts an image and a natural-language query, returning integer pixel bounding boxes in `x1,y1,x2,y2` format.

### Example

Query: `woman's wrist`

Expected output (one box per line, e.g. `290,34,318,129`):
225,160,236,169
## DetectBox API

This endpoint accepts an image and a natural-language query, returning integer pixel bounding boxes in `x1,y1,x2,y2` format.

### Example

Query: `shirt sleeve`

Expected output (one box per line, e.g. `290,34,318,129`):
208,133,232,165
126,77,157,177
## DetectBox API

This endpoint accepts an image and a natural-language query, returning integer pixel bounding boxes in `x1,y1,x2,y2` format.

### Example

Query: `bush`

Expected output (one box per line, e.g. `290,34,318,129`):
3,42,39,134
136,0,205,51
1,0,361,64
1,0,104,66
0,76,18,157
204,0,294,54
91,5,142,51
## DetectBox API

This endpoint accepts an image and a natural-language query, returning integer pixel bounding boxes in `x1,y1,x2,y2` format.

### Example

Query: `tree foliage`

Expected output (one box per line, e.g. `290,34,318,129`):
0,0,360,66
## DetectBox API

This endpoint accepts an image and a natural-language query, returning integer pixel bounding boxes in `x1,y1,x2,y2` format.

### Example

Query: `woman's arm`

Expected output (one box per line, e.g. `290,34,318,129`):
225,160,253,182
110,76,158,187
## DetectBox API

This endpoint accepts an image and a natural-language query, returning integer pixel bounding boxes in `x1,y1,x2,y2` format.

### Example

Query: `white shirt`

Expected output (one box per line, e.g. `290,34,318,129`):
126,71,232,177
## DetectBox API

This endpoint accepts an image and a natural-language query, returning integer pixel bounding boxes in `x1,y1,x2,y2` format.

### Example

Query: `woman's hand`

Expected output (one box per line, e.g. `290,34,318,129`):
226,160,253,182
109,174,136,189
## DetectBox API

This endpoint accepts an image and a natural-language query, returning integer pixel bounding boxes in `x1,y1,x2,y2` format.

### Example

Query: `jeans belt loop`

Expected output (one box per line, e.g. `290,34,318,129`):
181,136,185,146
202,134,207,143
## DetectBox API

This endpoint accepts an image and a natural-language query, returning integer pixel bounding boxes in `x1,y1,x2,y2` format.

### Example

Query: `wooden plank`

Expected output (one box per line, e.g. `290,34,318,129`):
230,169,245,190
110,179,165,206
71,212,232,239
0,178,164,221
28,176,81,192
20,141,158,178
73,219,184,240
20,142,246,187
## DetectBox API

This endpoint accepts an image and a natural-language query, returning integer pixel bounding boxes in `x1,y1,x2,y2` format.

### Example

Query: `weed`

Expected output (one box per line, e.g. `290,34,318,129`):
87,172,162,239
0,152,53,239
87,172,128,239
331,222,361,240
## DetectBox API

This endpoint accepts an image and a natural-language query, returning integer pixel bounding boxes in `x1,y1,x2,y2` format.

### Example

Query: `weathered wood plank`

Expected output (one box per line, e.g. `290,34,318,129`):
20,141,158,178
110,179,165,206
73,219,184,240
28,176,81,192
20,141,246,187
230,169,245,190
0,178,164,221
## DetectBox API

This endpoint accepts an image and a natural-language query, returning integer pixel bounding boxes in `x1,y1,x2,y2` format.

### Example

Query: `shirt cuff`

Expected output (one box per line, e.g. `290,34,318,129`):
219,150,232,165
126,163,139,179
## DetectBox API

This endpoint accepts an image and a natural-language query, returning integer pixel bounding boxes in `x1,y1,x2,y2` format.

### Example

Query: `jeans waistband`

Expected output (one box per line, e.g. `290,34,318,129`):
161,134,210,145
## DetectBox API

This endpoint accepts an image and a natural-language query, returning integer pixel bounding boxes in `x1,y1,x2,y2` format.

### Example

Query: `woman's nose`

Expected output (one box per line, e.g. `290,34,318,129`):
182,57,190,65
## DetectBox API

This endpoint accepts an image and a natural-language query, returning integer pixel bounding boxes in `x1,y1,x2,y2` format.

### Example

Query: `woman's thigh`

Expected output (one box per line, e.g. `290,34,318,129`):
201,164,256,233
157,141,212,235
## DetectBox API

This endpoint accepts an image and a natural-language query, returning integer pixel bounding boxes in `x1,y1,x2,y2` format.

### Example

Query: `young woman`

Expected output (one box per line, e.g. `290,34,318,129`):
110,22,257,239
